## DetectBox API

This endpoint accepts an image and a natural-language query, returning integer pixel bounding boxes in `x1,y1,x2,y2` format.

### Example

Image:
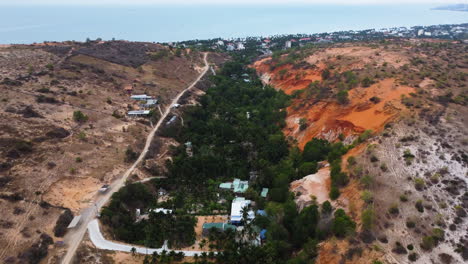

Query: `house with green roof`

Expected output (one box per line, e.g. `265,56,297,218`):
202,222,237,236
219,178,249,193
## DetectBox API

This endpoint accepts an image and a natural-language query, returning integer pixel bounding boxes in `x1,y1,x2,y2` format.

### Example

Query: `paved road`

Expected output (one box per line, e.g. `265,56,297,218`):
61,53,210,263
88,219,213,256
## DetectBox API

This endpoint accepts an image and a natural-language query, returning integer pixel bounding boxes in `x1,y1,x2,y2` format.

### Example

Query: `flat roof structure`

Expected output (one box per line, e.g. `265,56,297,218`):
149,208,173,214
131,94,153,100
261,188,269,198
219,182,232,189
230,197,254,224
127,110,150,116
233,179,248,193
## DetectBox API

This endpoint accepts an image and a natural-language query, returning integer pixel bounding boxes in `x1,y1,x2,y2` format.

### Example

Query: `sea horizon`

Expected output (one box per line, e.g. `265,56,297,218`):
1,4,467,44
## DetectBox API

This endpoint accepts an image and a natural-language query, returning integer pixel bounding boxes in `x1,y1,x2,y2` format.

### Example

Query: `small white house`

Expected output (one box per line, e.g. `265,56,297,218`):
131,94,153,101
127,110,150,117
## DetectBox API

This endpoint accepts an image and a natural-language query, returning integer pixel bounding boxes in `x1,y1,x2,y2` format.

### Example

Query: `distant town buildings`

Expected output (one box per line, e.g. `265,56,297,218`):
174,24,467,55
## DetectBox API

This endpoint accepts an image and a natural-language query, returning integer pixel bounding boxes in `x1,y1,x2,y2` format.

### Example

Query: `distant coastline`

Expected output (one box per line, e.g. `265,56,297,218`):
432,4,468,12
1,4,468,44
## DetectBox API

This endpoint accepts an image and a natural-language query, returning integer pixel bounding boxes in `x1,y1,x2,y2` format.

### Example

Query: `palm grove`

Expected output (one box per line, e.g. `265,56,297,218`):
100,51,357,264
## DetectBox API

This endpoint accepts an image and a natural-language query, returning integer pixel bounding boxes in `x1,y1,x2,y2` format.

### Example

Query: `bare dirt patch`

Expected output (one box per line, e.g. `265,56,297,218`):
290,167,331,210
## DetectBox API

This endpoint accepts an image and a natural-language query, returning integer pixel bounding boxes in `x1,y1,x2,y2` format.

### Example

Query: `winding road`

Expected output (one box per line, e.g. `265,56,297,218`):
61,53,210,263
87,219,212,256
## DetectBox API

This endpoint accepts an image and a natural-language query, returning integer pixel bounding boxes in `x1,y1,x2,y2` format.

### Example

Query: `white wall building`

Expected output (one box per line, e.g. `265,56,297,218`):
230,197,255,224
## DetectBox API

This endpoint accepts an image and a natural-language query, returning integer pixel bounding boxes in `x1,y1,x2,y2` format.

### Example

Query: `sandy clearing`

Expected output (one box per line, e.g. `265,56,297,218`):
290,167,331,210
305,46,409,69
43,177,101,212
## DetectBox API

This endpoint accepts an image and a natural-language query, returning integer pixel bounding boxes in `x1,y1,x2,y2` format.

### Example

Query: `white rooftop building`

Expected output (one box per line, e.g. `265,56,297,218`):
131,94,153,100
230,197,255,224
127,110,150,116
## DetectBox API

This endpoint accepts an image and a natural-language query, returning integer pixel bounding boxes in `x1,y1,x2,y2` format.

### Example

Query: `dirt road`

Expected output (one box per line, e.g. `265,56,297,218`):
61,53,210,264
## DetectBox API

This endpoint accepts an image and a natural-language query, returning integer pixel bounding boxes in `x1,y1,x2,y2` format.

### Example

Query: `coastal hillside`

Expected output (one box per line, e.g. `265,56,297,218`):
253,40,468,263
0,41,209,263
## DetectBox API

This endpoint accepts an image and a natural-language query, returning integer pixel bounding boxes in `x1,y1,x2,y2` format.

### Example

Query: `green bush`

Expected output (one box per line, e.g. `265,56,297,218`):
329,186,340,200
72,111,88,122
332,209,356,237
336,90,349,105
361,208,374,230
421,236,435,251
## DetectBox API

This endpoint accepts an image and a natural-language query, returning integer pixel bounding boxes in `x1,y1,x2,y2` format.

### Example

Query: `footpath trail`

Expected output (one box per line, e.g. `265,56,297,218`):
61,53,210,264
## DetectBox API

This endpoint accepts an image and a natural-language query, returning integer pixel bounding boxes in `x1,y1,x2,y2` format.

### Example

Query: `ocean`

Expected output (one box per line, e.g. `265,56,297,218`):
0,4,467,44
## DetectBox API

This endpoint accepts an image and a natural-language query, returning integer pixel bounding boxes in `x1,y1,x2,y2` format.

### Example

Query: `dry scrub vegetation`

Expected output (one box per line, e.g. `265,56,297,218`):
0,41,207,263
254,39,467,263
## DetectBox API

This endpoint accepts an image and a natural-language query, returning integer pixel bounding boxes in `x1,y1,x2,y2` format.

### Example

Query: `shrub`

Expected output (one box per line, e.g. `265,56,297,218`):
414,178,425,191
321,201,333,214
321,68,331,80
332,209,356,237
369,96,381,104
77,131,86,141
336,90,349,105
298,162,318,178
53,209,73,237
347,156,356,167
37,87,51,93
360,175,372,188
36,95,58,104
415,200,424,212
432,228,445,241
329,186,340,200
361,190,373,204
421,236,435,251
380,163,388,172
299,118,308,131
408,253,419,262
361,208,374,230
361,77,375,87
370,155,379,162
125,147,139,163
357,130,373,143
406,219,416,228
399,194,408,202
403,149,415,165
388,203,399,215
75,157,82,163
72,111,88,122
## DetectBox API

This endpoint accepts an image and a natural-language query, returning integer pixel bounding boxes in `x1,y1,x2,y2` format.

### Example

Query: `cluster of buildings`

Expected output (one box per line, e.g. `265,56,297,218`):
200,178,269,243
127,94,158,117
174,23,467,54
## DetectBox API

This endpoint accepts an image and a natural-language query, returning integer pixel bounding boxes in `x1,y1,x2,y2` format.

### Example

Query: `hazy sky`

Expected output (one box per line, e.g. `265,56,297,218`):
0,0,465,5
